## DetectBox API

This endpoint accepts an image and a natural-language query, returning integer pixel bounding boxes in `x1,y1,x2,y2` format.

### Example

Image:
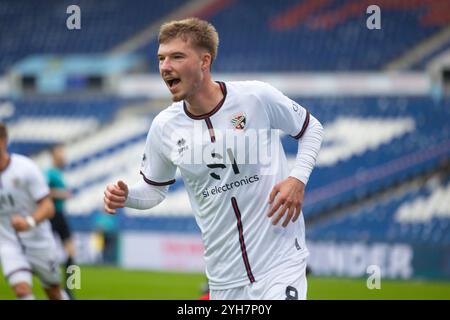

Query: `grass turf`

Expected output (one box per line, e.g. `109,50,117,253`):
1,265,449,300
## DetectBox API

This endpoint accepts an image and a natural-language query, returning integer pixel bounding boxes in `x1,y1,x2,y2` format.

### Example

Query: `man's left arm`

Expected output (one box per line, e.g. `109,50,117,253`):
259,82,323,227
267,114,323,227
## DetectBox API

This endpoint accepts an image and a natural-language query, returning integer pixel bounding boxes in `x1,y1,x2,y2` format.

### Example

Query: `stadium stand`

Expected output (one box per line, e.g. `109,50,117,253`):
0,0,185,73
307,174,450,245
2,0,449,73
142,0,450,72
3,96,125,155
292,96,450,217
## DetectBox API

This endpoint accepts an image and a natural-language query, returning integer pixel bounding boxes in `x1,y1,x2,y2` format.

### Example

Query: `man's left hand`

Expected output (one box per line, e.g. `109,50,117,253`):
267,177,305,227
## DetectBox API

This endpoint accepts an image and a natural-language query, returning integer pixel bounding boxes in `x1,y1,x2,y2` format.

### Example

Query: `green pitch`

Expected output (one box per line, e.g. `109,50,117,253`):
1,265,449,300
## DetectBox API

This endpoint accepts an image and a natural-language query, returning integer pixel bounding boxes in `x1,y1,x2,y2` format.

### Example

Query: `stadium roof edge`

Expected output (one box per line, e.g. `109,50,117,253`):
118,72,432,98
0,72,433,99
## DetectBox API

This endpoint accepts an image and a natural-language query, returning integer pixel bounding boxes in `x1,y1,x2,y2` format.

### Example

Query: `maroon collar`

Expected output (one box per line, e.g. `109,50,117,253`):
183,82,227,120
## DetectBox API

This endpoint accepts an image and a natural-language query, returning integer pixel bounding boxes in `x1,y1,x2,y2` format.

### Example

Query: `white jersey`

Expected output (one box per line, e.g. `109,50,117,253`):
142,81,311,290
0,153,54,250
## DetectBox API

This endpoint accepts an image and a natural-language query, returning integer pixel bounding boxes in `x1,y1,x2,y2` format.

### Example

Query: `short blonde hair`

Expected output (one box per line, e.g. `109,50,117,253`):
159,17,219,63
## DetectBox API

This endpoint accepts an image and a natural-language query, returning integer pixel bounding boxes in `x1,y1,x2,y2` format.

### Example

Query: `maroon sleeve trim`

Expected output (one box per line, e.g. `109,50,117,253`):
291,111,310,140
140,171,175,186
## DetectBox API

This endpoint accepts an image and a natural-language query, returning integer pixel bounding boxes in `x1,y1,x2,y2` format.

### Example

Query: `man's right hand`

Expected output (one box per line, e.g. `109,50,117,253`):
104,180,128,214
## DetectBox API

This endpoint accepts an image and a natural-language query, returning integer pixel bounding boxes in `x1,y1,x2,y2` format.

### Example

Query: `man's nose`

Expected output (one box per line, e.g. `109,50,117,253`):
160,57,172,73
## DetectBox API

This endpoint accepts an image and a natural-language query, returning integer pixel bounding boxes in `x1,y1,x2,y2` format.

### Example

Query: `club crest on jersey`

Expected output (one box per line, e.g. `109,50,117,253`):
230,112,246,130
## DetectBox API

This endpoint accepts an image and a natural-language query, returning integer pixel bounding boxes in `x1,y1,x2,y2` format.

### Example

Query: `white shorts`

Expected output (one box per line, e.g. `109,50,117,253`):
0,241,61,288
210,258,308,300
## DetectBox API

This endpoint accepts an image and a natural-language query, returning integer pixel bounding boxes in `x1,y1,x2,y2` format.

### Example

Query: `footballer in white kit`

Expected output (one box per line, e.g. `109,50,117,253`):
0,151,62,298
143,80,320,298
104,18,323,300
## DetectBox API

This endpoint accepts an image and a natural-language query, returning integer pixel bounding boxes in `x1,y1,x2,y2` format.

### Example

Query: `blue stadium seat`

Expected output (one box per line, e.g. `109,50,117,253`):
307,178,450,245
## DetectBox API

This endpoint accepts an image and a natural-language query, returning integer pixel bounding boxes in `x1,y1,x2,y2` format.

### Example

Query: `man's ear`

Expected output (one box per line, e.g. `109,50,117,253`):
201,53,212,72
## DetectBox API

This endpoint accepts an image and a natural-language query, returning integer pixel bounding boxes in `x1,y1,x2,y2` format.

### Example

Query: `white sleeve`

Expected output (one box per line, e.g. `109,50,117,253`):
125,179,168,210
25,158,50,201
260,82,323,185
140,119,177,187
260,82,310,138
289,114,324,185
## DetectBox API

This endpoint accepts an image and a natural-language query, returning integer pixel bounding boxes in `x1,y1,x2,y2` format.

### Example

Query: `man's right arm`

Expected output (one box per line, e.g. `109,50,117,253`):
104,179,168,214
104,117,176,214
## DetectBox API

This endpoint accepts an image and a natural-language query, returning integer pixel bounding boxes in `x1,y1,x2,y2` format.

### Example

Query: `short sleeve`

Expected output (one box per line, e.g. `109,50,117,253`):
26,160,51,201
261,82,310,139
140,120,177,186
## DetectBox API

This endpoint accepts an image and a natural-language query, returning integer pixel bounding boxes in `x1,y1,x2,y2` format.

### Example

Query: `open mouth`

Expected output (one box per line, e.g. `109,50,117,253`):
166,78,181,89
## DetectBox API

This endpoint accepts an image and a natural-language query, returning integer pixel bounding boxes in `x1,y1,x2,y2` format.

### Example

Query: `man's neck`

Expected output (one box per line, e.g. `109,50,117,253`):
185,80,223,116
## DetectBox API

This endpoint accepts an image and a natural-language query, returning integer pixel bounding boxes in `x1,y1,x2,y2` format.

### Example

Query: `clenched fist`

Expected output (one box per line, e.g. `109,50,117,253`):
104,180,129,214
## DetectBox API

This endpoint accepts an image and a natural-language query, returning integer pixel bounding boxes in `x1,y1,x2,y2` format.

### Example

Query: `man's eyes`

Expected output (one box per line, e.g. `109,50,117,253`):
158,55,185,62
